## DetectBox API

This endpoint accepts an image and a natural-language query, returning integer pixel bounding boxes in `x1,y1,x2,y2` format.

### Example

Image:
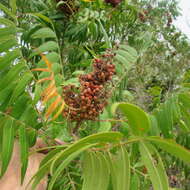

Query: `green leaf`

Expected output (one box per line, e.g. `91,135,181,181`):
178,120,190,132
37,52,60,67
98,20,111,48
0,18,15,26
29,13,53,25
0,3,16,20
130,173,140,190
50,132,123,173
119,45,138,58
19,105,38,128
98,110,111,132
9,0,17,14
0,63,25,89
19,125,29,184
155,97,178,138
1,118,15,177
31,27,56,39
0,83,15,105
109,146,130,190
30,41,58,57
48,144,95,190
29,148,64,190
147,136,190,164
82,152,110,190
10,72,33,102
139,141,169,190
178,93,190,108
116,49,137,64
0,38,17,53
112,103,150,135
11,94,30,119
0,49,21,70
0,27,16,37
115,54,131,69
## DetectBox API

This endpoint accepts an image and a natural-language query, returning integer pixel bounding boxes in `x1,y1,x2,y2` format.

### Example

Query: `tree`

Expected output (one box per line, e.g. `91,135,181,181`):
0,0,190,189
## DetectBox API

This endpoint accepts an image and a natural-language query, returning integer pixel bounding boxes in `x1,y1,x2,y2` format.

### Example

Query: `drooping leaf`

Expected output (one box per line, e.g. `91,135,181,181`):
109,146,130,190
0,18,15,26
1,118,15,177
82,151,110,190
130,173,140,190
0,2,16,20
48,144,96,190
139,141,169,190
19,125,29,184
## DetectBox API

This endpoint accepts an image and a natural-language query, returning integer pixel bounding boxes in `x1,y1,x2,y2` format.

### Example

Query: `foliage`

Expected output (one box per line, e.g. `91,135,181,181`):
0,0,190,189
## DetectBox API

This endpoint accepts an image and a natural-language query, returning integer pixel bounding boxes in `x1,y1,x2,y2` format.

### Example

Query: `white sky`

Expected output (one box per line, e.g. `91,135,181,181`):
174,0,190,38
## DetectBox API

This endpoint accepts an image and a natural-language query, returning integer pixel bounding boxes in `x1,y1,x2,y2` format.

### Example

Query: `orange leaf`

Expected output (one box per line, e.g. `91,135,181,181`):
32,68,50,72
45,96,62,119
42,88,58,103
41,80,56,97
40,54,52,70
51,101,65,121
37,75,53,84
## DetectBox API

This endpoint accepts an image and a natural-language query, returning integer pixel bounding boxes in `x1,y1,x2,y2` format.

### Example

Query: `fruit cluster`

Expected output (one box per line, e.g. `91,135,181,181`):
62,52,116,122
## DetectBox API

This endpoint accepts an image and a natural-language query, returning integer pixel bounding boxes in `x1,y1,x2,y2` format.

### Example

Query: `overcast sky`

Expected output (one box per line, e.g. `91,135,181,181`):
174,0,190,38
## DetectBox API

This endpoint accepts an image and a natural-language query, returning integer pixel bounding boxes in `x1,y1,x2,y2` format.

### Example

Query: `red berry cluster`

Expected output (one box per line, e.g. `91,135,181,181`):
62,52,116,122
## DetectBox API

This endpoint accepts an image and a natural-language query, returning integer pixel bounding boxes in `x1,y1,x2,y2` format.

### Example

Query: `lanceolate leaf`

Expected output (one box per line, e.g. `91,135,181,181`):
0,18,15,26
10,72,33,102
82,151,110,190
147,136,190,164
29,148,65,190
50,132,123,173
31,27,56,39
130,173,140,190
139,141,169,190
0,38,17,53
9,0,17,14
0,63,25,89
0,27,16,37
112,103,150,135
48,144,96,190
1,118,15,177
30,41,58,57
19,125,29,184
0,49,21,70
30,132,122,190
0,2,16,20
109,146,130,190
